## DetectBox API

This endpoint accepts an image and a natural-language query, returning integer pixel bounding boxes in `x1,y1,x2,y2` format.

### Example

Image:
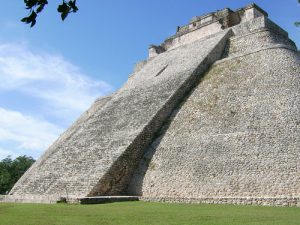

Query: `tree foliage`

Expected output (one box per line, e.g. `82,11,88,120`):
0,155,35,194
21,0,78,27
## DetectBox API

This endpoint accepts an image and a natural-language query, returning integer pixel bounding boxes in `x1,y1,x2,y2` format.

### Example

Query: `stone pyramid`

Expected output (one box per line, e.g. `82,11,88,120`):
7,3,300,206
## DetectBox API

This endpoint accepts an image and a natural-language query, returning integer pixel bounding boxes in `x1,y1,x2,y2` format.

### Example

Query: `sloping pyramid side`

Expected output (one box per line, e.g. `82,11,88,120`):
129,24,300,206
8,30,232,203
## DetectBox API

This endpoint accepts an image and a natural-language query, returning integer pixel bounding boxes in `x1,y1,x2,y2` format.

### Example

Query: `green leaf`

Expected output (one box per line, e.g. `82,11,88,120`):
58,1,72,21
21,17,29,23
57,2,69,13
28,11,37,27
30,19,36,27
38,0,48,4
61,10,69,21
68,0,78,12
24,0,38,9
22,0,79,26
36,4,45,13
21,11,37,27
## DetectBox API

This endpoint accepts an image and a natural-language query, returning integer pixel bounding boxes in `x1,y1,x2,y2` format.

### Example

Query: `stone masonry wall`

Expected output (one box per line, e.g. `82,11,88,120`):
9,4,300,206
140,197,300,207
8,30,232,203
223,29,296,58
162,22,223,51
128,28,300,206
8,95,114,202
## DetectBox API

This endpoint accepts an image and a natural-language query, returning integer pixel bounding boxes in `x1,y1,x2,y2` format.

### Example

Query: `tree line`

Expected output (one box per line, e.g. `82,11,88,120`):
0,156,35,194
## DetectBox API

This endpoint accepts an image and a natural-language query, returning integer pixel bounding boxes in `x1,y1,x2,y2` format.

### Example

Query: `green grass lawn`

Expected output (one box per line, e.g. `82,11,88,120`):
0,201,299,225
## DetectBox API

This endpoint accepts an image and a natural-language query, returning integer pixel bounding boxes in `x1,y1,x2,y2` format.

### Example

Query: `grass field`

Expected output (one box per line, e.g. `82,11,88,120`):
0,201,299,225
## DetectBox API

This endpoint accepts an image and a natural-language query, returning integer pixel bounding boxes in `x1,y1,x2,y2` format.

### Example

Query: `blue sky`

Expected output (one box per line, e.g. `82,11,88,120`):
0,0,299,159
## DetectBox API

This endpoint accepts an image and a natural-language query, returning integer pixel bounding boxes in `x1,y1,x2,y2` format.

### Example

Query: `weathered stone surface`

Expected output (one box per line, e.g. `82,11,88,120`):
9,28,231,202
140,197,300,207
8,4,300,206
129,31,300,206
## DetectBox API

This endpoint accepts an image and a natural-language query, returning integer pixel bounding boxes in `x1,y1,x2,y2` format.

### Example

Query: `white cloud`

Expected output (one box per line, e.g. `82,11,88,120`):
0,107,63,157
0,43,112,119
0,42,113,159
